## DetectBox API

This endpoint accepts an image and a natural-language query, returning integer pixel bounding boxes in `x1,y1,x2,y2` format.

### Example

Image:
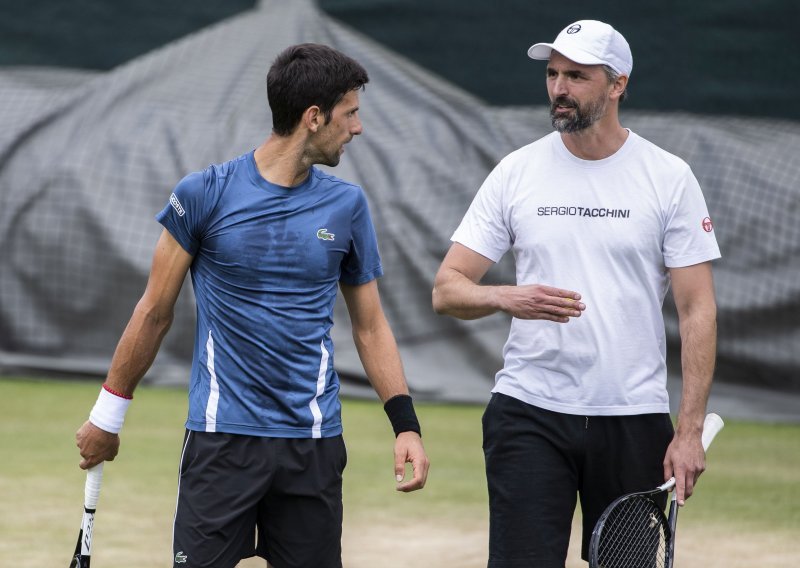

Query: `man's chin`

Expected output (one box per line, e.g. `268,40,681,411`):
552,118,573,133
319,155,341,168
551,113,593,134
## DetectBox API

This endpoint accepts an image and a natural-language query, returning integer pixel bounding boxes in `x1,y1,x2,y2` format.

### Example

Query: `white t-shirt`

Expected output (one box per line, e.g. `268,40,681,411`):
452,131,721,415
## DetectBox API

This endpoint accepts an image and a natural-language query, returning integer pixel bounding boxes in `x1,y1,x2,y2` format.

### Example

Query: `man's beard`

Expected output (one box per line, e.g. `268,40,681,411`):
550,94,607,133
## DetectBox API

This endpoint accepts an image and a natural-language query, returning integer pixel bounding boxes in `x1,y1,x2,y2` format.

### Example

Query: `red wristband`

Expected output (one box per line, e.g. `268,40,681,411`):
102,383,133,400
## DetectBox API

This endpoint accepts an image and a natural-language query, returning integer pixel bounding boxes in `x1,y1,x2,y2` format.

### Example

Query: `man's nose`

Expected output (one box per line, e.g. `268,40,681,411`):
551,75,569,96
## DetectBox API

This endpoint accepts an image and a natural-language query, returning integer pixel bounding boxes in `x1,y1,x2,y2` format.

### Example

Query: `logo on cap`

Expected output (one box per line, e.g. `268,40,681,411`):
567,24,582,34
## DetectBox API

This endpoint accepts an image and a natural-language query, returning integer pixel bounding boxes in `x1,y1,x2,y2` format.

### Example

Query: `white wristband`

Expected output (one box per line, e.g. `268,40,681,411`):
89,386,132,434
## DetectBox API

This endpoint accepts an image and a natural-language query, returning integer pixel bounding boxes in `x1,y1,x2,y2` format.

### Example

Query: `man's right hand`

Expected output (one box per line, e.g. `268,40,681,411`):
76,421,120,469
497,284,586,322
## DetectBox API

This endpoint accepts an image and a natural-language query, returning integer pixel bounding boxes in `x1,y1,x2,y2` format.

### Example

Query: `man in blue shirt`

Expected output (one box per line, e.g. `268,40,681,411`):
76,43,429,568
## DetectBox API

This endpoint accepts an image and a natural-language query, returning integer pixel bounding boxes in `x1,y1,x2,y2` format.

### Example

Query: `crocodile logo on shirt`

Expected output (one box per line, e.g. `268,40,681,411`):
174,551,188,564
316,228,335,241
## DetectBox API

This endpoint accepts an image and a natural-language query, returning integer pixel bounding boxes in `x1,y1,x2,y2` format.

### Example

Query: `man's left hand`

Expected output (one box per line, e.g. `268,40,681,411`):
393,431,430,492
663,431,706,506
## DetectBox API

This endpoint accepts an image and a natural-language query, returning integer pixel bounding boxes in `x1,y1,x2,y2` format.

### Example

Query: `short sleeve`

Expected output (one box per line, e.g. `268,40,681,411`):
340,189,384,285
663,167,721,268
155,170,209,256
450,163,512,262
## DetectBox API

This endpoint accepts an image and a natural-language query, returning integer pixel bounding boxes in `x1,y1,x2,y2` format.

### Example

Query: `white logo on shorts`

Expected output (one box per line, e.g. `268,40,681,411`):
170,193,186,217
174,550,188,563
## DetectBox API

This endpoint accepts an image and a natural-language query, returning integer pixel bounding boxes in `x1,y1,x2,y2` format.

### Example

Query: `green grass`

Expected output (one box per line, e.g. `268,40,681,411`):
0,376,798,567
342,399,488,521
688,420,800,532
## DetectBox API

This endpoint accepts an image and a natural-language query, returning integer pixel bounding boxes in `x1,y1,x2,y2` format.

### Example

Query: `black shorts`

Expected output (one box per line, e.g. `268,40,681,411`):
482,393,674,568
172,431,347,568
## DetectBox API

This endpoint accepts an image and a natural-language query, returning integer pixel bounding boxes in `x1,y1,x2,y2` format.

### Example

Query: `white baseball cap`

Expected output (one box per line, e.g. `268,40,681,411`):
527,20,633,77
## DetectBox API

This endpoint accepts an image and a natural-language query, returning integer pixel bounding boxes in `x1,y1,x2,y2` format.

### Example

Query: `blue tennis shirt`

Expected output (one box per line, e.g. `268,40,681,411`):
156,151,383,438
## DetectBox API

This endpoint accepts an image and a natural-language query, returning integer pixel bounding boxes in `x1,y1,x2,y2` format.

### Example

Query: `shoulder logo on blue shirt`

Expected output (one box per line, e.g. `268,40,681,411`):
316,228,335,241
169,193,186,217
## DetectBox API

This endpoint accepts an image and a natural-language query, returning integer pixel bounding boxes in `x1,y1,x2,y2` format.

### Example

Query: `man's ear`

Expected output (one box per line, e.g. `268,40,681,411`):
303,105,323,133
610,74,628,101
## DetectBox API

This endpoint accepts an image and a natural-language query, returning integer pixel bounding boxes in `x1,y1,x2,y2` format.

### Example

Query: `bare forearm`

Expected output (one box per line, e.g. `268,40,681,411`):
433,270,584,322
105,302,174,396
675,308,717,436
432,270,502,320
352,322,409,402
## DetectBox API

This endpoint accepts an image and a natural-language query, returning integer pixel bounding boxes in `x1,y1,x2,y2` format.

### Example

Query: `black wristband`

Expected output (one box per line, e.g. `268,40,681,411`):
383,394,421,437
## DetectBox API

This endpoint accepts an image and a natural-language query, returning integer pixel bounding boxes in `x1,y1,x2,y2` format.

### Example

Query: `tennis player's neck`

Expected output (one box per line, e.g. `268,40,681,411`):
561,125,629,161
254,138,311,188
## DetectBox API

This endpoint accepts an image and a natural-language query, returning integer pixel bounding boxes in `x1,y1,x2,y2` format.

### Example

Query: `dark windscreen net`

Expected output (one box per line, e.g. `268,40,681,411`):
1,0,798,397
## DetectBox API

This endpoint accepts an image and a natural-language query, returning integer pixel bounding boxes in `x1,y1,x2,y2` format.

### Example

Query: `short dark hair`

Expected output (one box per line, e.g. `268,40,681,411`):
267,43,369,136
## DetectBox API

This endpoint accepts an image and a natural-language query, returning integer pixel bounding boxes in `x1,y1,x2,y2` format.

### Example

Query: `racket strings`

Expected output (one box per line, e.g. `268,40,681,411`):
595,496,668,568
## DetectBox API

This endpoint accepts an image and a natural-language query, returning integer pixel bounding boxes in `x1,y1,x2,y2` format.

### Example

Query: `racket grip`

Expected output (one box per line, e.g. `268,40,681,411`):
659,413,725,493
701,413,725,451
84,463,104,510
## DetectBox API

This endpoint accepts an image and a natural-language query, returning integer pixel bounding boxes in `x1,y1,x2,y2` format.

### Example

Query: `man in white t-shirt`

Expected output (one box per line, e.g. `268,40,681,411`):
432,20,720,567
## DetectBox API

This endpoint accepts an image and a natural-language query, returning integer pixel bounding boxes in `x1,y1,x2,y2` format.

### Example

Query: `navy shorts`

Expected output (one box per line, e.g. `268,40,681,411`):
172,431,347,568
482,393,674,568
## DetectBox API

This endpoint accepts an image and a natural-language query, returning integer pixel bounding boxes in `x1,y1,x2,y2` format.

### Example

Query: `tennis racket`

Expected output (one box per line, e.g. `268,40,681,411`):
588,412,725,568
69,463,104,568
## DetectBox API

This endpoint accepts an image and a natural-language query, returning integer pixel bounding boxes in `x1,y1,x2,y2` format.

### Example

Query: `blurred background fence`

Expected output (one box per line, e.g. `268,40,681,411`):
1,0,798,398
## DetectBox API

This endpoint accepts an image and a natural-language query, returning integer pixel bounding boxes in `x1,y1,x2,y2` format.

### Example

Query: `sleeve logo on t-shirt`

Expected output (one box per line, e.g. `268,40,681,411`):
702,217,714,232
169,193,186,217
316,228,335,241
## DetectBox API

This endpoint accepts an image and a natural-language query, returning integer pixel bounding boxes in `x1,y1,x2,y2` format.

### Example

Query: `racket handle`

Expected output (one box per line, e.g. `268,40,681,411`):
701,413,724,451
84,463,104,510
660,413,725,492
